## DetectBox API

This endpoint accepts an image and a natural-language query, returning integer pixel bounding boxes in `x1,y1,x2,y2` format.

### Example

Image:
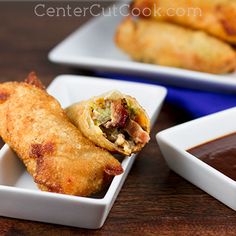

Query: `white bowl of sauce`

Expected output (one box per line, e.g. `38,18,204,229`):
157,107,236,211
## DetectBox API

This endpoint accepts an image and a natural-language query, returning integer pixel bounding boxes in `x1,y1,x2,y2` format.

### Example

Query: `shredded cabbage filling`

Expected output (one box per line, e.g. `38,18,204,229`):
92,98,149,152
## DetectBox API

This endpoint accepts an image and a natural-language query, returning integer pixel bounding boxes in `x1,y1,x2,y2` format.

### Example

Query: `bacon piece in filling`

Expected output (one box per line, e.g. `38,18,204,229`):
125,119,150,144
105,99,128,128
103,99,149,146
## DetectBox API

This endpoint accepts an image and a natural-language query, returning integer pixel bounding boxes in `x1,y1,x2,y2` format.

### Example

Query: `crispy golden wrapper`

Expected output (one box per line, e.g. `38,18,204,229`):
131,0,236,44
66,90,150,156
115,17,236,74
0,73,123,197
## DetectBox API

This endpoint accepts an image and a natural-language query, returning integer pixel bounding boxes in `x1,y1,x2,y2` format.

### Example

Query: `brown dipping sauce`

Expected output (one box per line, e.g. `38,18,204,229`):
188,132,236,181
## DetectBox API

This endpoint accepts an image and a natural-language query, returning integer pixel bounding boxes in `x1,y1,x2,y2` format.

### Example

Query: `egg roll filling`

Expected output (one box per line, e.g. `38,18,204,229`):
92,98,150,153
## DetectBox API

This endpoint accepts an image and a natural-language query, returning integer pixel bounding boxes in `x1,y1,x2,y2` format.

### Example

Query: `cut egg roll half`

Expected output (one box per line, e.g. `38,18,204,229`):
66,90,150,156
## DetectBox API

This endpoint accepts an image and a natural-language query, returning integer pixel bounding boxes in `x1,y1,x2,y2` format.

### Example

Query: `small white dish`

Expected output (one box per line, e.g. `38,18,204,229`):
48,1,236,92
157,107,236,211
0,75,166,229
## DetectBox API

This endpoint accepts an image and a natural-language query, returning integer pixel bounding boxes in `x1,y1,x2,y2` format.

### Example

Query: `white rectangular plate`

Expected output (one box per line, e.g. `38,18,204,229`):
0,75,166,229
49,1,236,92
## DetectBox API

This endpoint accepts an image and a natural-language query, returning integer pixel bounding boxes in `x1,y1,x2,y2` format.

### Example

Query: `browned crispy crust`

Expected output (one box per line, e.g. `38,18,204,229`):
0,73,123,197
24,71,45,90
131,0,236,44
115,17,236,74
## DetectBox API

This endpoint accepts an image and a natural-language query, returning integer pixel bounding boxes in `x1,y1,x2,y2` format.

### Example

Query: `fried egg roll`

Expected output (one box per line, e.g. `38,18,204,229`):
0,73,123,197
115,18,236,74
131,0,236,44
66,90,150,156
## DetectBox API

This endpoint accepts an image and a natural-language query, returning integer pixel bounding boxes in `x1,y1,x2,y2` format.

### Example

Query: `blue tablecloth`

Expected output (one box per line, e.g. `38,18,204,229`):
95,72,236,118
